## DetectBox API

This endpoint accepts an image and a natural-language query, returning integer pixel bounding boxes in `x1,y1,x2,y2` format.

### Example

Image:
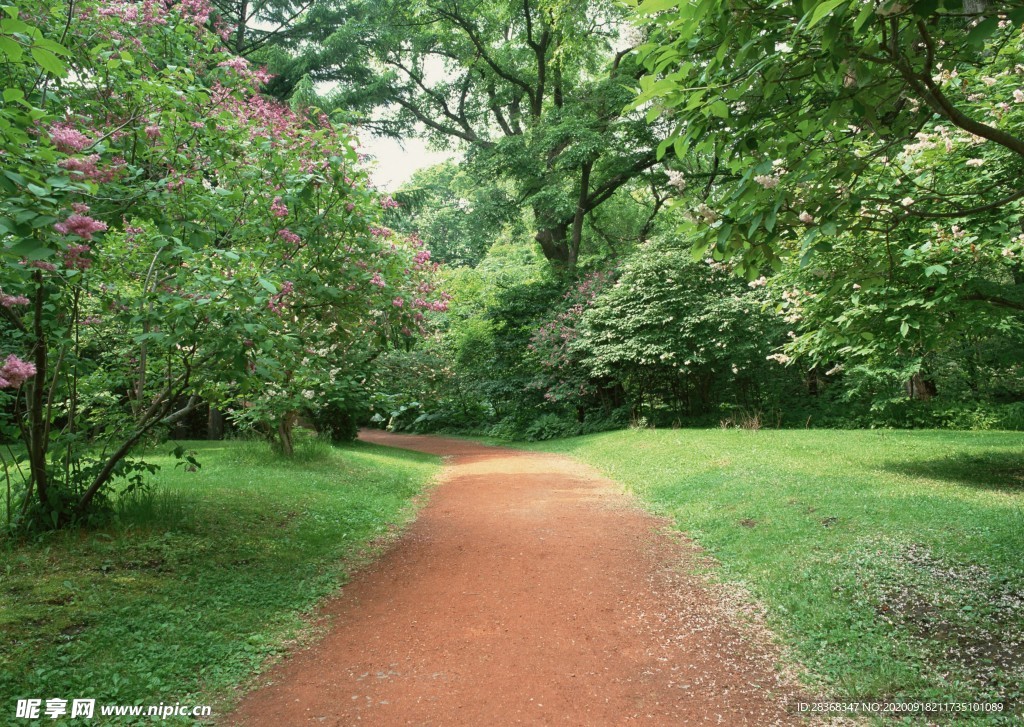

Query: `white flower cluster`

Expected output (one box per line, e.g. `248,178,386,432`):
684,204,718,225
666,169,687,192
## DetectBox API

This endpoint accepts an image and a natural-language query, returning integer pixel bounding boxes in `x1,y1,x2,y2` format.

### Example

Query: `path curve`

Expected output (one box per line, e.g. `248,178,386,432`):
227,431,806,725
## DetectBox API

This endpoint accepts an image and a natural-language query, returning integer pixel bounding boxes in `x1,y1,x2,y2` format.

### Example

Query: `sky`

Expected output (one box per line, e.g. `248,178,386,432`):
358,134,457,192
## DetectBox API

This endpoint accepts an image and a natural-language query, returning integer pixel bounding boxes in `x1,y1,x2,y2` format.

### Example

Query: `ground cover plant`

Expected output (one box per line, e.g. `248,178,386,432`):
530,428,1024,722
0,437,439,722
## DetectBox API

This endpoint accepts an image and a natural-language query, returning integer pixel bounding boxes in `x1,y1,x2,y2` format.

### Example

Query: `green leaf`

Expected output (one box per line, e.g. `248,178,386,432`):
34,37,69,55
899,321,910,337
806,0,848,29
852,4,874,32
0,35,22,60
708,100,729,118
923,264,947,277
965,17,998,50
30,46,66,76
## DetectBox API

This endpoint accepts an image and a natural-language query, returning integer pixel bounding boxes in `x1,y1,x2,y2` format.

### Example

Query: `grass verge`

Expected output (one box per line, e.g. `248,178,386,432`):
1,436,439,724
529,429,1024,723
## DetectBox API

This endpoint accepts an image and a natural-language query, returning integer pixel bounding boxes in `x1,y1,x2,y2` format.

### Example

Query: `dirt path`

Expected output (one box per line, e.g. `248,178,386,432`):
227,431,808,725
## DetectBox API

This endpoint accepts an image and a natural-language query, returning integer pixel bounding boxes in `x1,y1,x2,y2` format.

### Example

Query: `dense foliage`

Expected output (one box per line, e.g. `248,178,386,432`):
630,0,1024,377
0,0,442,530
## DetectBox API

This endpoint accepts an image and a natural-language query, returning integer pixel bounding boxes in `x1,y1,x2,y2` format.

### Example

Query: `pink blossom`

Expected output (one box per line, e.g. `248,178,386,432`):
218,57,249,71
71,202,90,214
278,229,301,245
54,214,108,241
270,197,289,218
64,244,93,270
267,281,294,314
370,272,386,287
144,125,160,139
49,123,92,153
29,260,58,271
379,196,400,209
0,354,36,388
0,290,30,307
392,297,404,307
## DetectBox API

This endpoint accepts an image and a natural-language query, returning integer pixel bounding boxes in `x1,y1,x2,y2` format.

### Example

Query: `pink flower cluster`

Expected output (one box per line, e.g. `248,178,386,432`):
267,281,294,314
370,272,386,287
64,244,93,270
218,57,249,72
0,354,36,389
54,214,108,241
379,196,400,210
49,123,92,153
278,229,301,245
0,289,30,307
270,197,289,218
59,155,123,182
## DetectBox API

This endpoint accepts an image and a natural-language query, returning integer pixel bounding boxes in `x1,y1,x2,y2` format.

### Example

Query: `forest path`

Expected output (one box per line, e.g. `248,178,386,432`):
227,431,807,726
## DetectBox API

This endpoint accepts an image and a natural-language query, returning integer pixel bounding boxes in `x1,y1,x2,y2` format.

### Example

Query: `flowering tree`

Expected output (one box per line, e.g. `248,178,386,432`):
571,243,785,419
0,0,442,528
630,0,1024,382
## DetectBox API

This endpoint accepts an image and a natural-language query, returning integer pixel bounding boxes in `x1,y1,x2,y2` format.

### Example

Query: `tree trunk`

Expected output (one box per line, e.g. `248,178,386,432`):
534,223,572,265
207,406,224,440
26,274,51,519
906,373,937,401
277,411,297,456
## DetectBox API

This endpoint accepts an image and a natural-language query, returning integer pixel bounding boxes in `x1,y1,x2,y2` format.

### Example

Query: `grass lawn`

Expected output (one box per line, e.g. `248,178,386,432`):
530,429,1024,723
1,437,439,724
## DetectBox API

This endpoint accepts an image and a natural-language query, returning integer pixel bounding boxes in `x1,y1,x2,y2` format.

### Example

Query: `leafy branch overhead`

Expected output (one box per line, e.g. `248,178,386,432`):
631,0,1024,364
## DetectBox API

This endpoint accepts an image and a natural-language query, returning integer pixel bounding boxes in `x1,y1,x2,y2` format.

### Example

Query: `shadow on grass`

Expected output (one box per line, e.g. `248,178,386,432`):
882,452,1024,492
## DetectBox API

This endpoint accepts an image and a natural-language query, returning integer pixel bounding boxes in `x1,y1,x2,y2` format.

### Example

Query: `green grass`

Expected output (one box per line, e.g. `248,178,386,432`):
1,436,440,724
529,428,1024,722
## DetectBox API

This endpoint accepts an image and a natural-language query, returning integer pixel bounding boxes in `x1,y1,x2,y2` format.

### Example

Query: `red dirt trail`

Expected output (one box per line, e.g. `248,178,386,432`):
226,431,808,726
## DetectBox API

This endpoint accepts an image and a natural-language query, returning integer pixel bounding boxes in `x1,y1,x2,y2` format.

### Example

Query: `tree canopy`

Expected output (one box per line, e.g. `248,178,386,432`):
295,0,665,265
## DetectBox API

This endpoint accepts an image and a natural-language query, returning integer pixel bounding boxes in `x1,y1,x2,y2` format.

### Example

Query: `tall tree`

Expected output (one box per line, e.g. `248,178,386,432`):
307,0,663,266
